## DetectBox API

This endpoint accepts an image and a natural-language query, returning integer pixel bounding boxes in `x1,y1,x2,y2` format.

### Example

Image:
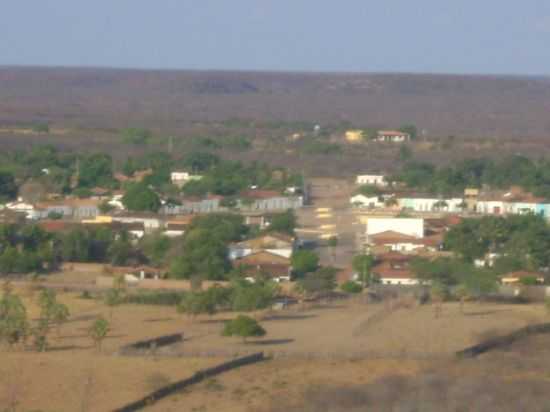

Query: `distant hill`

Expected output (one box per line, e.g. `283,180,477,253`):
1,66,550,139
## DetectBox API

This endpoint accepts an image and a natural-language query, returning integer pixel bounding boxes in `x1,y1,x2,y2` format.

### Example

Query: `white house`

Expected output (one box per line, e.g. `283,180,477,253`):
350,194,385,209
397,196,465,213
170,172,203,188
376,130,410,143
367,218,424,239
356,175,388,187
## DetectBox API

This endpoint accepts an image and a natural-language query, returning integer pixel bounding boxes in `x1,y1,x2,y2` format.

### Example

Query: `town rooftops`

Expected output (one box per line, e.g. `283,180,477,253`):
378,130,409,137
241,190,283,200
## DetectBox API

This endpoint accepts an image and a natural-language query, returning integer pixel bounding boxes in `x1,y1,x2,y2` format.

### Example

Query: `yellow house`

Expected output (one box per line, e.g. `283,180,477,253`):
82,215,113,224
345,130,364,143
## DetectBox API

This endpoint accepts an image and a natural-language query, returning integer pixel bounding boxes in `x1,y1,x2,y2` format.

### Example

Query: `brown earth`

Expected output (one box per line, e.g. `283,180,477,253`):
0,283,547,411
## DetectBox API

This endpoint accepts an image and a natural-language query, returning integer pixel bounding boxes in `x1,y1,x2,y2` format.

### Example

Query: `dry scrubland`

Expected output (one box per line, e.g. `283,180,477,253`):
1,281,548,411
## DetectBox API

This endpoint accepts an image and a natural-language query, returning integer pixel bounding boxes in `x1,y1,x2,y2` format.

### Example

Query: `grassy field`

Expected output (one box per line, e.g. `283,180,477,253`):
0,283,547,411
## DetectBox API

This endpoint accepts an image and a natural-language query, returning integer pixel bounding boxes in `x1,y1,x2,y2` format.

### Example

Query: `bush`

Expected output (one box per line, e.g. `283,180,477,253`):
222,315,266,343
340,281,363,294
124,291,185,306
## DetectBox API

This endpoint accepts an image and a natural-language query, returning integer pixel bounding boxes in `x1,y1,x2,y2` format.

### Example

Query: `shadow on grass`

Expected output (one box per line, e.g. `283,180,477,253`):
47,344,92,352
264,314,317,321
143,317,175,323
464,309,512,317
199,318,233,324
245,338,294,346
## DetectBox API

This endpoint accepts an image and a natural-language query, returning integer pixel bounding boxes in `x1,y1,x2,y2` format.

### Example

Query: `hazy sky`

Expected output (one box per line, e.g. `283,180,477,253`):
2,0,550,75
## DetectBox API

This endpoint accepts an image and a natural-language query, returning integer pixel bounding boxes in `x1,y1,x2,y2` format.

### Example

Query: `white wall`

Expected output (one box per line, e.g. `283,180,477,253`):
380,277,419,285
356,175,387,186
367,218,424,238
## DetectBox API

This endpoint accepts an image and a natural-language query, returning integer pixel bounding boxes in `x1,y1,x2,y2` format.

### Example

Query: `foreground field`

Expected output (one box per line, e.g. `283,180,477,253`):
0,285,547,411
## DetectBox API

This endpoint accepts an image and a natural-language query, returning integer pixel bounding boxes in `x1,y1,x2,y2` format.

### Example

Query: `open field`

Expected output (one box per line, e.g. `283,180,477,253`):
1,282,548,411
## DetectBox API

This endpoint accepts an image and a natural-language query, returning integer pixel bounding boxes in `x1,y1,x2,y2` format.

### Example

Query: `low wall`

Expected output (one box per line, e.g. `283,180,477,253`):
62,262,106,273
112,352,265,412
456,323,550,359
95,276,229,290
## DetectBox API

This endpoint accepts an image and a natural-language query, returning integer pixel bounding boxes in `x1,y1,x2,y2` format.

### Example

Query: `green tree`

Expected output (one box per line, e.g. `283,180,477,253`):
352,254,375,287
399,124,418,140
230,280,278,312
0,283,29,347
341,281,363,294
122,183,161,212
268,210,297,235
296,267,337,298
89,316,109,352
0,170,17,201
222,315,266,343
356,185,381,197
78,153,114,188
291,250,319,278
430,281,448,318
104,288,124,320
176,291,216,319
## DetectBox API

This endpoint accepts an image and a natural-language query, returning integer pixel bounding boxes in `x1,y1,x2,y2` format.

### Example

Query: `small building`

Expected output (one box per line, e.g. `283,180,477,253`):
170,171,203,188
371,252,419,285
163,222,187,238
500,271,545,285
229,233,295,260
350,194,385,209
345,130,364,143
376,130,411,143
367,218,424,239
233,251,292,282
356,174,388,187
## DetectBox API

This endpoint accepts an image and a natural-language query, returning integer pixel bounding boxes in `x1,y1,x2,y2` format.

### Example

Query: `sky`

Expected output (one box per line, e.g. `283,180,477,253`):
2,0,550,75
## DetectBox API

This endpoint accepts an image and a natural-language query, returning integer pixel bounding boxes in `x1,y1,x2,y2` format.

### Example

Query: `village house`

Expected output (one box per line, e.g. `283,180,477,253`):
229,232,295,260
111,213,161,231
344,130,364,143
170,171,203,188
475,186,550,217
371,252,420,285
29,198,100,220
500,271,545,285
397,195,465,213
233,250,292,282
162,222,187,238
367,218,424,239
356,174,388,187
114,169,153,184
376,130,411,143
160,195,222,215
238,190,304,211
350,194,386,209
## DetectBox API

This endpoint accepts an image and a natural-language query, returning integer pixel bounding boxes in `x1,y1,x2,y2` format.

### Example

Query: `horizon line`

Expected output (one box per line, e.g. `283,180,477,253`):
1,64,549,80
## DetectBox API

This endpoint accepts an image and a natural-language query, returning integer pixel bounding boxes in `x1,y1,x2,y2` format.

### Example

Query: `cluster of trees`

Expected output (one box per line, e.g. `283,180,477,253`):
0,222,177,275
181,155,302,198
391,155,550,198
0,282,110,352
444,215,550,272
170,214,247,280
177,279,279,318
0,224,56,274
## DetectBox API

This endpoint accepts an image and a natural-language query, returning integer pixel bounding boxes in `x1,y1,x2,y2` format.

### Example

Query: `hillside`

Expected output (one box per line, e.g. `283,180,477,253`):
1,67,550,139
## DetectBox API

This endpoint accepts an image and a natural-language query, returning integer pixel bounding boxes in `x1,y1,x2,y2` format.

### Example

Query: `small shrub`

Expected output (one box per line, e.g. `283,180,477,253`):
80,290,93,300
340,281,363,294
124,291,185,306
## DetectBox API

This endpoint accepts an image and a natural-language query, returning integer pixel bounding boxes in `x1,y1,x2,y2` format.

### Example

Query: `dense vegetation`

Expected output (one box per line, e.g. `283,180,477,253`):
443,215,550,271
391,155,550,198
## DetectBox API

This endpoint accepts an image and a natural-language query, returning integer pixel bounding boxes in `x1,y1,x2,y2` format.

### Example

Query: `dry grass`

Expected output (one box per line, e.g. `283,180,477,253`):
1,285,548,411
